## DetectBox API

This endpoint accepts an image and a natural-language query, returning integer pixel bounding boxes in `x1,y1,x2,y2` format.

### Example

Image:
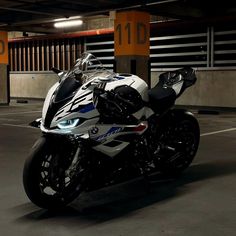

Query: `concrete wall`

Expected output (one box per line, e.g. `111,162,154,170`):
151,70,236,108
0,64,9,104
10,70,236,108
10,72,58,99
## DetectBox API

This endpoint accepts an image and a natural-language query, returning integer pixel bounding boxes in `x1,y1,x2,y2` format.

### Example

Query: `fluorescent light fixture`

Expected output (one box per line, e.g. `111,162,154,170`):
54,17,67,22
54,16,82,22
54,19,83,28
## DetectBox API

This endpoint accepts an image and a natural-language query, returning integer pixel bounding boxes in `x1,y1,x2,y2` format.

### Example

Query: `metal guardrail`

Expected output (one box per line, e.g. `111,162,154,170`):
214,29,236,67
8,26,236,72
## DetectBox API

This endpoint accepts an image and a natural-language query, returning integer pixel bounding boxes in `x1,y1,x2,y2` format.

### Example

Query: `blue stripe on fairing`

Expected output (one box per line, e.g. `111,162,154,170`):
79,103,95,113
114,76,125,80
95,127,123,141
107,127,121,133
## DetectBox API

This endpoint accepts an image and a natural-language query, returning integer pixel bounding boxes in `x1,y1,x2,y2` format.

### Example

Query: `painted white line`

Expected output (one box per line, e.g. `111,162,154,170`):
0,110,41,116
1,122,236,136
201,127,236,136
1,124,38,129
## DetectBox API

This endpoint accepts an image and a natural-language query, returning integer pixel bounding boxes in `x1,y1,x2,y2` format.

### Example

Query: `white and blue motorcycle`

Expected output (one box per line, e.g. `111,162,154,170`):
23,53,200,209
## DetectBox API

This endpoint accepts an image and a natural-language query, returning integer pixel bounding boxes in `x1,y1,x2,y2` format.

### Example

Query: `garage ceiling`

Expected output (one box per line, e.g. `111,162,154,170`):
1,0,236,33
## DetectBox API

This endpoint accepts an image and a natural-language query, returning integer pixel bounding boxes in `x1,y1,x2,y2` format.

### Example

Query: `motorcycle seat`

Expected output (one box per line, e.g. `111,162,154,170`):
148,82,176,112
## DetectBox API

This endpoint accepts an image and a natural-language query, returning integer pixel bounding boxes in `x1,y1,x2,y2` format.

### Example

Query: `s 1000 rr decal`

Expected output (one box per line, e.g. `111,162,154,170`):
95,127,123,142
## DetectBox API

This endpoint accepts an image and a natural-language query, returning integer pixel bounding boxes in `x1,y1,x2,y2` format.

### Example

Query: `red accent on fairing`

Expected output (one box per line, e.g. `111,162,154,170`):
133,123,147,132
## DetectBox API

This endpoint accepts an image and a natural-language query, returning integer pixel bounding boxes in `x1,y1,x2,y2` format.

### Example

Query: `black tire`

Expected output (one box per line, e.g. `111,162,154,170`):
23,136,86,209
158,110,200,176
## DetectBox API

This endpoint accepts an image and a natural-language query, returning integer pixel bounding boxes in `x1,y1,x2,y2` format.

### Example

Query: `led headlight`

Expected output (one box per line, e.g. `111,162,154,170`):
57,118,80,129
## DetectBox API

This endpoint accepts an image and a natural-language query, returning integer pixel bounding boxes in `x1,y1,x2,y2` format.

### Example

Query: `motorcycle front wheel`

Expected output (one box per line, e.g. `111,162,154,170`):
23,136,87,209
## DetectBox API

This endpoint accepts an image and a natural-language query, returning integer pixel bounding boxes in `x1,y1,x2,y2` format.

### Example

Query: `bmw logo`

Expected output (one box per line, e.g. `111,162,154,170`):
91,127,99,134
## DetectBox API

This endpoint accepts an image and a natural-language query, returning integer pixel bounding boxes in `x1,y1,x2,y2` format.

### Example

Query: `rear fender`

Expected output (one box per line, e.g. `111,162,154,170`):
164,109,195,120
159,108,200,135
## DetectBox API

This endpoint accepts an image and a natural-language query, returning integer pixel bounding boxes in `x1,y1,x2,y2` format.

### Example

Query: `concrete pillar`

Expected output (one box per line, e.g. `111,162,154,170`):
114,11,150,85
0,32,9,105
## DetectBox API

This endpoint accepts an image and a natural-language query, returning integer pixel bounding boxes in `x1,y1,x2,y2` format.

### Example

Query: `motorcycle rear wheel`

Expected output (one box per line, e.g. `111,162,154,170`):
23,136,86,210
158,111,200,176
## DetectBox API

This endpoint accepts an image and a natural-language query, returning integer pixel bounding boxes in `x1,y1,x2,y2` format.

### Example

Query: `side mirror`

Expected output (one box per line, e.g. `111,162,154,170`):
29,118,42,128
51,67,67,83
51,67,62,74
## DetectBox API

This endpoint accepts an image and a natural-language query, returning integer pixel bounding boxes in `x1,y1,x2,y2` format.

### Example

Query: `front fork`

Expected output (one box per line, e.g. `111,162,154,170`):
64,134,94,179
66,145,83,178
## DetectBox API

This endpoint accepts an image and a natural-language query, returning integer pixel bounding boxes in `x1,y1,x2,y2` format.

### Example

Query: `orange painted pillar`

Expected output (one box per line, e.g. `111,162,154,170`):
0,31,9,105
114,11,150,84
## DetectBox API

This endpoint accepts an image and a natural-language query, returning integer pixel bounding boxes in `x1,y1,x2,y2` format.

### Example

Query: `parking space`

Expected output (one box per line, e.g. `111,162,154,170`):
0,102,235,236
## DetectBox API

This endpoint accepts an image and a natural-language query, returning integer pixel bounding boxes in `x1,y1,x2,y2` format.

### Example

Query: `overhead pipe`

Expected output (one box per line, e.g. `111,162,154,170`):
9,14,236,43
8,28,114,43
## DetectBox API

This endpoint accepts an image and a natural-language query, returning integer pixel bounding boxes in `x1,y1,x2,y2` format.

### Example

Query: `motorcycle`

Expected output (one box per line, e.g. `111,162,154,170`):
23,53,200,209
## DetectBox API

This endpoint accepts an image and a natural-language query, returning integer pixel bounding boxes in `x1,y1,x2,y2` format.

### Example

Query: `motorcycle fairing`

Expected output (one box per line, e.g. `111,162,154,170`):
89,122,148,157
40,53,196,158
42,71,150,132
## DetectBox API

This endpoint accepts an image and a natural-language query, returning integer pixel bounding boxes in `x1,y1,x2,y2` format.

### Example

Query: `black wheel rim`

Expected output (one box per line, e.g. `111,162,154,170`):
38,149,84,201
163,120,199,170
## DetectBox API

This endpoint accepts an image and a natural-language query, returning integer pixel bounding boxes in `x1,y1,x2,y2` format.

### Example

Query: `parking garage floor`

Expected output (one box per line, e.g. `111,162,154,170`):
0,101,235,236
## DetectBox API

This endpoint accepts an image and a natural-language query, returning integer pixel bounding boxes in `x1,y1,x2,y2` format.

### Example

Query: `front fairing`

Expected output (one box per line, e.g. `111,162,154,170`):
41,79,100,134
42,82,59,125
41,53,150,135
41,53,111,133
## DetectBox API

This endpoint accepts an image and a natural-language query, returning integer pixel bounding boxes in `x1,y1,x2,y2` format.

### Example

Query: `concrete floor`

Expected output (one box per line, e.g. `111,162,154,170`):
0,101,235,236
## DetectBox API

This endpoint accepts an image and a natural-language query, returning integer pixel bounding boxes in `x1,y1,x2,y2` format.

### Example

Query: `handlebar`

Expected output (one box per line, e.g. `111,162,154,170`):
94,87,135,108
110,91,135,107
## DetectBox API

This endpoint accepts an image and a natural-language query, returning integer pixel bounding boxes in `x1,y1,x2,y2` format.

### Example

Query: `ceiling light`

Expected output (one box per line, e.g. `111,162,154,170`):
54,16,82,22
54,19,83,28
54,17,67,22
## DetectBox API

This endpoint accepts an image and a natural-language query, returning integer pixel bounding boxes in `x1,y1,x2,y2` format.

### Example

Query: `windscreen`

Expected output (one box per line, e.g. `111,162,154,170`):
54,53,113,103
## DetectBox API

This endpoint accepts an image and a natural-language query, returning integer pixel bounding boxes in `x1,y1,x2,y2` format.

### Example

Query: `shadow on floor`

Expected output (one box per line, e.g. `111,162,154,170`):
14,159,236,226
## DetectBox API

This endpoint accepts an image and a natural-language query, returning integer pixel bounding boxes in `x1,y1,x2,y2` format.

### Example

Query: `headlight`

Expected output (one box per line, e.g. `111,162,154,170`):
57,118,80,129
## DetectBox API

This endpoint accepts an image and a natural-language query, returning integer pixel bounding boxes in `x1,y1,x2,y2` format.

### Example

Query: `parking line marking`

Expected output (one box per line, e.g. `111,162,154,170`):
1,122,236,136
0,111,41,116
201,128,236,136
1,124,37,129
